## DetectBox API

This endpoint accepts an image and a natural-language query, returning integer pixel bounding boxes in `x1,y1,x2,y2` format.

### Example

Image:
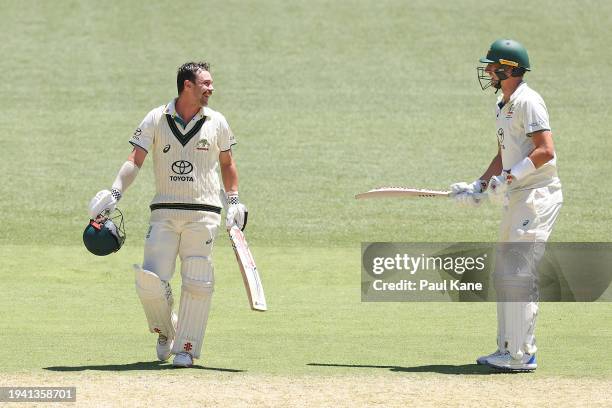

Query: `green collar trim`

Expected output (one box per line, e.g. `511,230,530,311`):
165,114,206,146
173,114,188,129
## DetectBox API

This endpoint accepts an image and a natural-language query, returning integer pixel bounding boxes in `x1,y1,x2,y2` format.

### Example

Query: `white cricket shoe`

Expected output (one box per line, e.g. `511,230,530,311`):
172,352,194,368
486,352,537,372
156,313,177,361
476,349,504,365
157,335,173,361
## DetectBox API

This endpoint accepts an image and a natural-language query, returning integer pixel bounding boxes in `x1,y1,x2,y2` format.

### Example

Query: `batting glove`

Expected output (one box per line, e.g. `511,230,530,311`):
453,191,487,207
450,179,487,207
488,172,511,204
450,179,487,195
225,192,248,231
88,189,121,220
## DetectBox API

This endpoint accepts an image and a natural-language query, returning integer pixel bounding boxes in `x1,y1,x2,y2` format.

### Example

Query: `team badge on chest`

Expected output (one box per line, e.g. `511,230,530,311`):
196,138,210,151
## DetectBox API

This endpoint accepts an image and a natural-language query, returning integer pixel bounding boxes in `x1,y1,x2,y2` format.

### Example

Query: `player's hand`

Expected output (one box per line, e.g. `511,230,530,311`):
453,191,486,207
88,189,118,219
450,179,487,195
450,179,487,207
488,172,511,204
225,192,248,231
226,203,248,231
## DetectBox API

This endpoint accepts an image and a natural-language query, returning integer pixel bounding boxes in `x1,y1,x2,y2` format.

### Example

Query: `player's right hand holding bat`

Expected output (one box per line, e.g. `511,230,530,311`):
487,171,511,204
225,192,248,231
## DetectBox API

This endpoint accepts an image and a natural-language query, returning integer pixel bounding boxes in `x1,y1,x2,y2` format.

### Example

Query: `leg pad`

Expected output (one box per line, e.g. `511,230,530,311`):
172,257,214,359
134,264,176,339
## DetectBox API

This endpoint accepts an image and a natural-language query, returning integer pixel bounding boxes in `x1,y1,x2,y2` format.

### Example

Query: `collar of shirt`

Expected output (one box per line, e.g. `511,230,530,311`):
502,82,527,105
164,98,212,128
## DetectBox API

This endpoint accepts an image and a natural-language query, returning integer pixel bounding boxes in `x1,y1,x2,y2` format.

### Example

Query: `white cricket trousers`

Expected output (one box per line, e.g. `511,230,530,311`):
143,209,221,359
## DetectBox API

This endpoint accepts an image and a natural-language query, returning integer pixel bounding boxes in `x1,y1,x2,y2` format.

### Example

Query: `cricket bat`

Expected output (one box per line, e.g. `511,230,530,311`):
228,226,267,311
355,187,451,199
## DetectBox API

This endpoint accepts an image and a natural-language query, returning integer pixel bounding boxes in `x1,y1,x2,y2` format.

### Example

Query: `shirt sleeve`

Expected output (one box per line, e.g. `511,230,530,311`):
217,114,237,151
523,96,551,136
129,109,156,152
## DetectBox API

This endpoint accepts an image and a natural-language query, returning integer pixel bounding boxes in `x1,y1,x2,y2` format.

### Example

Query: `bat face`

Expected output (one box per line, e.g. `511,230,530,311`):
355,187,451,199
229,226,267,311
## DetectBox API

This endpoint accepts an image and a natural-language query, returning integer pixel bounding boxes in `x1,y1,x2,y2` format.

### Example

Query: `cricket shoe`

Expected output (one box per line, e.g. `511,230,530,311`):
172,352,193,368
485,352,537,372
156,313,177,361
476,349,504,365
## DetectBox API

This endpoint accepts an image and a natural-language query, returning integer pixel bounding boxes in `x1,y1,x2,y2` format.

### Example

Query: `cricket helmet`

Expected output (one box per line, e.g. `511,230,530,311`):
83,209,126,256
477,39,530,91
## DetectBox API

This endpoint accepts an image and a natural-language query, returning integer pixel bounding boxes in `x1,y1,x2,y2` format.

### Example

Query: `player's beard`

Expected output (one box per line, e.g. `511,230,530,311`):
200,93,210,107
488,75,501,90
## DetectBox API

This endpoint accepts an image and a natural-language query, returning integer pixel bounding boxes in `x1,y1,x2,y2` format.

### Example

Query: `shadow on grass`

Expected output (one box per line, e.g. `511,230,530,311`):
44,361,244,373
308,362,514,375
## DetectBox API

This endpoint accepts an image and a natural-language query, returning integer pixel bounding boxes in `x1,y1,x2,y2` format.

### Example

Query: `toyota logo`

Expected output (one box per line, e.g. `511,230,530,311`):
172,160,193,175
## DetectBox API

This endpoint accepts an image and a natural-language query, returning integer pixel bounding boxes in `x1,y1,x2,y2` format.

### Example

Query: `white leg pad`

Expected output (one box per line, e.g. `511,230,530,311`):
172,257,214,359
500,301,538,359
494,242,541,358
134,265,176,339
494,276,539,359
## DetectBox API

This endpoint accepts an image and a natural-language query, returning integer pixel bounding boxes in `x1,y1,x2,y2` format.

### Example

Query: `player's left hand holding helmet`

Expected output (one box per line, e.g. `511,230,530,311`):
84,188,126,255
88,189,122,219
225,192,248,231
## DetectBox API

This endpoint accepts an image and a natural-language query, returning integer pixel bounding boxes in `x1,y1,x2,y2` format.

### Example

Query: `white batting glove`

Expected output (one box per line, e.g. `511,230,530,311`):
453,191,487,207
450,179,487,207
88,189,120,219
450,179,487,195
488,172,511,204
225,193,248,231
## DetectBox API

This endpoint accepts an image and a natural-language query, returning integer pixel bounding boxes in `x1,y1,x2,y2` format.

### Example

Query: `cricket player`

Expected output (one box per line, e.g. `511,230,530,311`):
88,61,247,367
451,39,562,371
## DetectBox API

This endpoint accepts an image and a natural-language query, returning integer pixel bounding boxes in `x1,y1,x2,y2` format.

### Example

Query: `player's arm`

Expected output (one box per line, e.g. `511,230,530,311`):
110,146,146,198
219,150,238,193
220,149,248,231
128,146,148,168
488,131,555,201
502,130,554,184
450,145,501,199
450,144,503,207
503,96,554,182
526,130,555,168
87,146,146,219
88,107,156,218
479,144,503,184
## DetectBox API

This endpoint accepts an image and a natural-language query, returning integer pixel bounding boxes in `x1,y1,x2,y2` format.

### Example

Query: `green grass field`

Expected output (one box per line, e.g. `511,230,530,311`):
1,0,611,405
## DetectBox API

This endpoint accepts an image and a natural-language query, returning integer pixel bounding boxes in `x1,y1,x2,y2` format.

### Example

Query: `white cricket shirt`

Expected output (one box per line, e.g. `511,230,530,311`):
129,99,236,210
495,82,561,190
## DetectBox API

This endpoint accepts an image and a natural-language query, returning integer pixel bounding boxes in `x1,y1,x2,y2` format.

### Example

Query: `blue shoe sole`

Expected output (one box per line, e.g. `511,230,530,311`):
485,363,537,372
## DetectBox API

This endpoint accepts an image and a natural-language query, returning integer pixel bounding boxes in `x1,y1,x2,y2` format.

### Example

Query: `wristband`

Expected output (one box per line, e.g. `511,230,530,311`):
110,188,122,201
509,157,536,181
226,192,240,205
